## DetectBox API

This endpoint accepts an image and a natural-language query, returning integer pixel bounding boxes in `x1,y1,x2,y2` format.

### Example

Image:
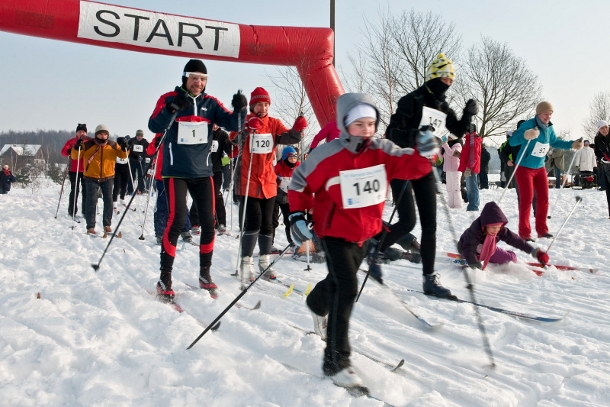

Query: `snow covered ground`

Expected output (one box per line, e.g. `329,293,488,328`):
1,179,610,407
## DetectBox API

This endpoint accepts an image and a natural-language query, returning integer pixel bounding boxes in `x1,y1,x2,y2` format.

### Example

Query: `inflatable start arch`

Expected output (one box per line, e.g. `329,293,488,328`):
0,0,343,125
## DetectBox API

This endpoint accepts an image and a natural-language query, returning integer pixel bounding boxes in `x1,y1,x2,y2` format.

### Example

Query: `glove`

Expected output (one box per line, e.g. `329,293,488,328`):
572,139,584,150
166,90,191,113
121,136,131,151
524,128,540,140
231,90,247,111
441,135,448,143
246,116,264,132
469,261,483,270
138,155,143,162
75,139,83,149
416,127,438,158
66,148,71,155
293,116,308,132
531,248,550,265
464,99,478,116
289,212,313,246
464,168,472,177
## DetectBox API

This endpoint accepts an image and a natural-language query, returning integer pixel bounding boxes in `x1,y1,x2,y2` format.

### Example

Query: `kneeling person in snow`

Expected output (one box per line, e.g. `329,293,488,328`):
288,93,436,391
73,125,128,235
458,201,549,270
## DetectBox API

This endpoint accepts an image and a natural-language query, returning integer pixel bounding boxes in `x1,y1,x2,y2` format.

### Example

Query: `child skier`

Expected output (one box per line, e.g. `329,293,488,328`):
441,134,463,208
288,93,436,392
272,146,300,248
458,201,549,270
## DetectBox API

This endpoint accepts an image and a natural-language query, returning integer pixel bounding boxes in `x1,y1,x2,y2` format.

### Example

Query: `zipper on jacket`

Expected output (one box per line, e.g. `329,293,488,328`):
169,142,174,165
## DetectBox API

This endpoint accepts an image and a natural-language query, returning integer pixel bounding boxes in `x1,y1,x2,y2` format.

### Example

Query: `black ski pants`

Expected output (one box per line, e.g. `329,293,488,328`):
68,171,86,217
306,237,366,375
112,163,129,202
272,199,292,245
160,177,215,271
213,171,226,226
84,178,114,229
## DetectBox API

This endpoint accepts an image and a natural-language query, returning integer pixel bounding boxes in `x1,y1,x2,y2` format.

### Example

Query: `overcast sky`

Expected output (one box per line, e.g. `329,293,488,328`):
1,0,608,145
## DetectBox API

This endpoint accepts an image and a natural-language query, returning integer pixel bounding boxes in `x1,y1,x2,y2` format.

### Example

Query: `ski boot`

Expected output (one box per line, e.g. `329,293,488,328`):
240,256,254,289
258,254,277,280
199,266,218,299
156,269,175,302
423,273,453,299
329,367,369,396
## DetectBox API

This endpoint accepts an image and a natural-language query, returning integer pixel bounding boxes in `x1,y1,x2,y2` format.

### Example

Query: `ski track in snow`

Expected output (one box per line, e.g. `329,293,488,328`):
1,180,610,406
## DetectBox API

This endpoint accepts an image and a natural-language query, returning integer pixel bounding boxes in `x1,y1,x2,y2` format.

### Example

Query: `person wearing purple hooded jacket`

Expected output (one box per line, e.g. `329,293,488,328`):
458,201,549,269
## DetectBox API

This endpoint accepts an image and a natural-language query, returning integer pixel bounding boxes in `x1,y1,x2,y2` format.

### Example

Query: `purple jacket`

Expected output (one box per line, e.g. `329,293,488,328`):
458,201,533,265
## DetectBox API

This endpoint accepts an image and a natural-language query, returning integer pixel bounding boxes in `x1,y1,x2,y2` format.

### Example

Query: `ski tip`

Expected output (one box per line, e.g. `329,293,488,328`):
282,284,295,297
253,300,262,310
391,359,405,371
211,321,221,331
304,282,312,296
138,235,144,240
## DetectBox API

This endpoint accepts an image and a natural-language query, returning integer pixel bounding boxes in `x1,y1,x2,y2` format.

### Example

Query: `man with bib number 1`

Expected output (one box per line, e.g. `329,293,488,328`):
509,101,583,241
148,59,247,301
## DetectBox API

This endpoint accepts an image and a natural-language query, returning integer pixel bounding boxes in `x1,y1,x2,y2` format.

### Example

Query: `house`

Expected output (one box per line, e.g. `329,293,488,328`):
0,144,45,169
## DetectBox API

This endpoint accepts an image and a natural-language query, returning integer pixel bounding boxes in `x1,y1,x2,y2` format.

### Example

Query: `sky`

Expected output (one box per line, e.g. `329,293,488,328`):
1,0,609,144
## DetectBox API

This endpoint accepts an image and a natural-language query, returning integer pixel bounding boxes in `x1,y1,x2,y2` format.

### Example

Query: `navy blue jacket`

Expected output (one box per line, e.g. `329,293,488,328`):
148,87,246,178
0,170,16,192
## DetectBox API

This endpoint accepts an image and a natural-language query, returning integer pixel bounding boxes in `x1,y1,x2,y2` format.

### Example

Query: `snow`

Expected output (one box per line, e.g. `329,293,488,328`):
1,180,610,406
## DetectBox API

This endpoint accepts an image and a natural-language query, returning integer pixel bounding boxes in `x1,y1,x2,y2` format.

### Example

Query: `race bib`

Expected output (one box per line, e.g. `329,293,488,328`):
339,164,387,209
419,106,449,140
145,158,151,163
178,121,208,145
211,140,219,153
132,144,143,153
147,168,155,176
279,176,292,193
251,133,273,154
531,142,549,158
116,157,128,164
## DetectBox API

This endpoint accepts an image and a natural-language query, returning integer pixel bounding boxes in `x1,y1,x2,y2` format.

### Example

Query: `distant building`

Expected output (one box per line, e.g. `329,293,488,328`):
0,144,45,168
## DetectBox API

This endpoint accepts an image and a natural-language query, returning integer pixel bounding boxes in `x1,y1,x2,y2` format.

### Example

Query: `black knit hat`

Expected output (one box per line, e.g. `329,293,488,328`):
76,123,87,133
182,59,207,87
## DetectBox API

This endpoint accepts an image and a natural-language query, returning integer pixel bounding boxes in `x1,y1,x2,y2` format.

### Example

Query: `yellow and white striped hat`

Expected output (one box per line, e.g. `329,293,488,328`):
425,54,455,82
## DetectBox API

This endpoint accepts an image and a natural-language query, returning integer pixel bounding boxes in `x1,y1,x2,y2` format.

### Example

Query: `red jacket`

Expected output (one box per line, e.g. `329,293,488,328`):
458,132,482,174
309,121,340,151
146,134,163,181
61,136,91,172
288,138,431,244
230,114,301,199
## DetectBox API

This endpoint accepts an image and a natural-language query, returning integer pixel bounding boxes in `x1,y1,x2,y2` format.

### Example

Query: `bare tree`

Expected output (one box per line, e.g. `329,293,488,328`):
453,37,541,140
342,8,461,132
581,91,610,139
268,65,316,159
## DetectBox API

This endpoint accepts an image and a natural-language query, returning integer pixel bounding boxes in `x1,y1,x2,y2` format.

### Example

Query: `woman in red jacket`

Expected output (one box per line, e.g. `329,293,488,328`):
458,124,482,211
230,87,305,285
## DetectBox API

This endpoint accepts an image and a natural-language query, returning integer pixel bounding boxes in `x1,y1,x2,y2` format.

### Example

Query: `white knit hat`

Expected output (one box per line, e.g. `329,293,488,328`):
597,120,608,131
95,124,110,135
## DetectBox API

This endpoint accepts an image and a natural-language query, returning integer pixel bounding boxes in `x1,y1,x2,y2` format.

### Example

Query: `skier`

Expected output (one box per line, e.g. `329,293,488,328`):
148,59,247,300
112,136,130,210
60,123,90,216
0,164,17,194
288,92,436,391
509,101,583,240
458,201,549,270
230,87,305,284
380,53,477,296
272,146,300,249
72,124,128,235
594,120,610,217
309,121,340,152
458,124,482,211
440,134,463,208
127,130,149,194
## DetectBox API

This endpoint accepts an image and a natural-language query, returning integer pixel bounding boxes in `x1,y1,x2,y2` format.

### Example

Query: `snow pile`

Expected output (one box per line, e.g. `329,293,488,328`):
1,182,609,406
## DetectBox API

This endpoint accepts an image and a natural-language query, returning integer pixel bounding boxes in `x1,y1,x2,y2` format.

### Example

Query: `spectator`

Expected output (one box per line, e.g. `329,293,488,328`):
60,123,90,217
593,120,608,192
546,147,565,188
458,124,482,211
479,144,490,189
498,131,515,189
594,120,610,217
0,164,17,194
577,140,597,187
440,135,463,208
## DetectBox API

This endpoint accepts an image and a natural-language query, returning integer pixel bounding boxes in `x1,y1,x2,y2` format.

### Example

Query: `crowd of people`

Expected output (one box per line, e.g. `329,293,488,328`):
49,55,609,393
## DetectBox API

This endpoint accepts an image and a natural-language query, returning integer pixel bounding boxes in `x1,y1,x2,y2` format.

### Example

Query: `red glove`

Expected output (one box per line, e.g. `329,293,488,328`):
293,116,307,132
532,248,550,265
246,117,264,132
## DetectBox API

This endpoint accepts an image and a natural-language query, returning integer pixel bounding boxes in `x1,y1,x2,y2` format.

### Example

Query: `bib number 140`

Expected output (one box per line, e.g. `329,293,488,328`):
340,164,387,209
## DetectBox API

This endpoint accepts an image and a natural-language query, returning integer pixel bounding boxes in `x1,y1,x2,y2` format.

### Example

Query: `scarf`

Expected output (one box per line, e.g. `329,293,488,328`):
478,223,502,270
2,169,10,176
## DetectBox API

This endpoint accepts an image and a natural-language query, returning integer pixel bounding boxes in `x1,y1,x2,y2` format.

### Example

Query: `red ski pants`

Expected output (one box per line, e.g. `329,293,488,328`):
515,166,549,238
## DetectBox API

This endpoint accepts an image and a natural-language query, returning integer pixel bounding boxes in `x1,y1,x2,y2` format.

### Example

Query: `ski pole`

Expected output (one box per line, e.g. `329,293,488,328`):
187,243,292,349
549,139,581,219
54,159,70,219
498,138,532,204
356,179,409,302
233,130,255,277
92,113,177,271
431,163,496,368
71,145,82,227
138,159,157,240
545,195,582,255
126,158,138,213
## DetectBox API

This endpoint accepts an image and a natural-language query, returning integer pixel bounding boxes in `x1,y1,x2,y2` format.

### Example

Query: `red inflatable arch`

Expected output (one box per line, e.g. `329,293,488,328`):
0,0,343,125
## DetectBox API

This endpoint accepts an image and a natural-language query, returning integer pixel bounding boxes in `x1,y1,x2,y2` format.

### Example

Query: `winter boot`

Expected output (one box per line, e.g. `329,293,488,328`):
113,201,118,210
258,254,277,280
87,228,96,235
329,367,368,394
156,269,175,301
191,225,201,235
181,231,193,243
423,273,452,298
199,266,218,298
155,235,162,245
104,226,112,233
240,256,254,288
401,251,421,264
310,310,328,341
120,199,127,206
217,224,226,235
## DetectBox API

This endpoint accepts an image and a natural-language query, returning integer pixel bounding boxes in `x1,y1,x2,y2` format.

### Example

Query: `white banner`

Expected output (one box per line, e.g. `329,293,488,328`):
78,2,240,58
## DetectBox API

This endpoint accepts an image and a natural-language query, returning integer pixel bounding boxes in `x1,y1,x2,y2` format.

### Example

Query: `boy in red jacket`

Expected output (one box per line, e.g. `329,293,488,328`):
288,93,436,393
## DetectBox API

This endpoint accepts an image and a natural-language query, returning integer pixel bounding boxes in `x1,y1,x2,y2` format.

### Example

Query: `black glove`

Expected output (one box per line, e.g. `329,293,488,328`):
120,136,131,151
469,261,483,270
166,90,191,113
138,155,143,162
75,139,83,149
66,148,71,155
231,90,247,111
464,99,478,116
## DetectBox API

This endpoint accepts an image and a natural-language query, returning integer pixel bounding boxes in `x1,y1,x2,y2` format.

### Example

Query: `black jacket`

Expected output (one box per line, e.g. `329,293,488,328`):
0,170,17,192
211,127,232,173
480,147,490,172
385,83,473,148
594,132,610,162
128,138,150,162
